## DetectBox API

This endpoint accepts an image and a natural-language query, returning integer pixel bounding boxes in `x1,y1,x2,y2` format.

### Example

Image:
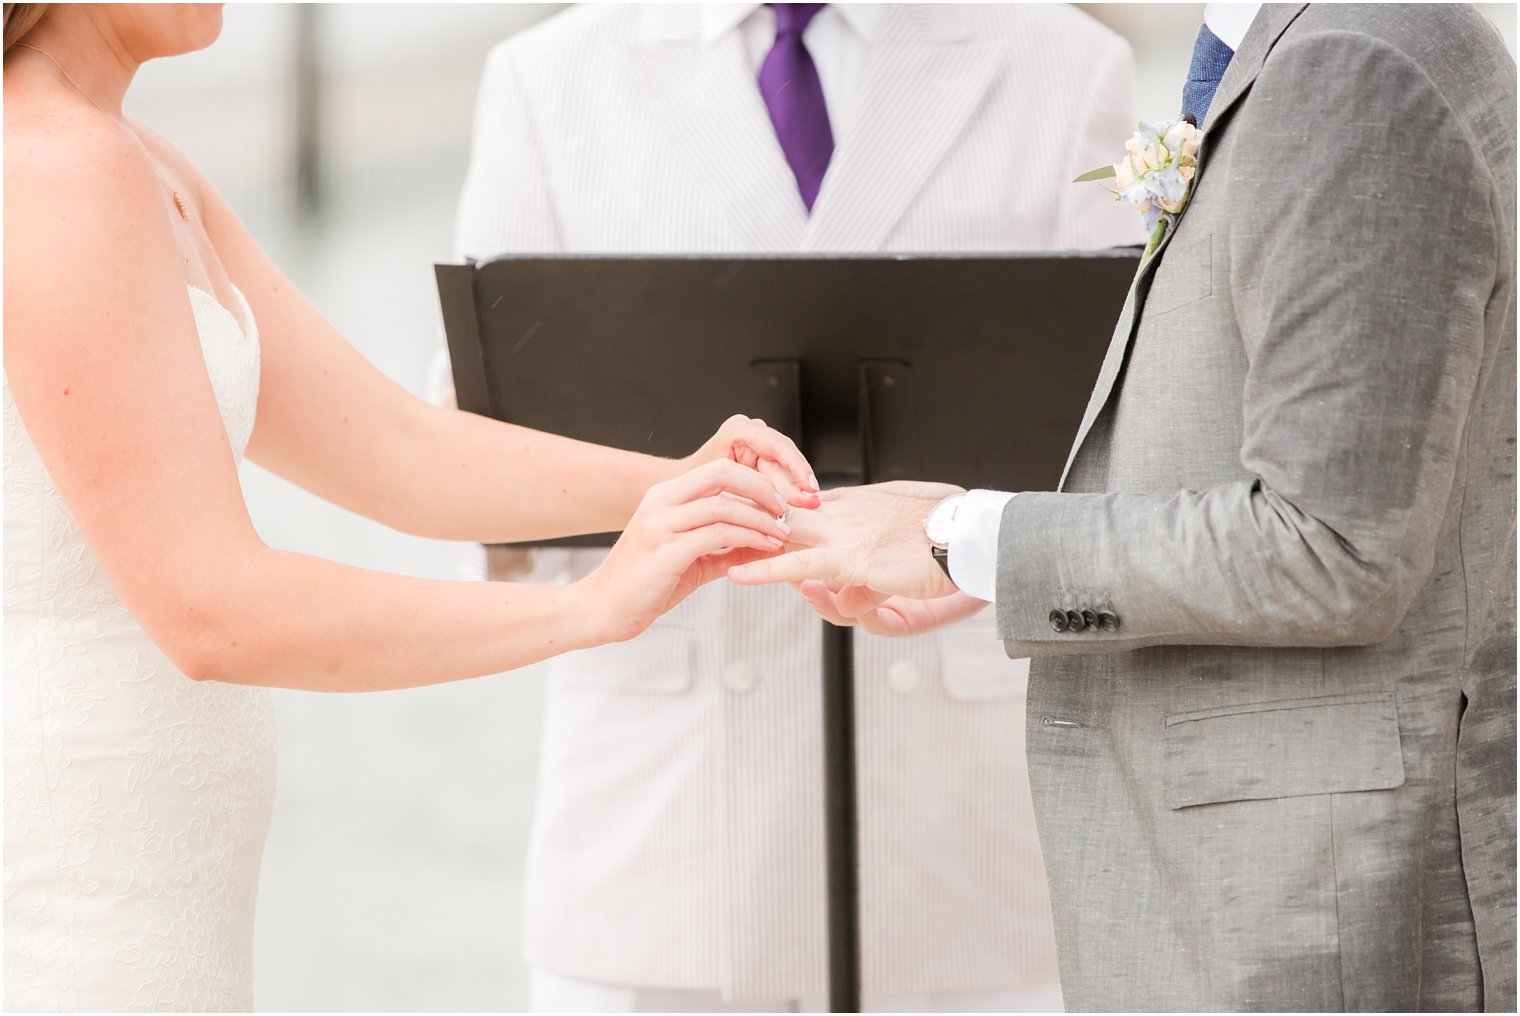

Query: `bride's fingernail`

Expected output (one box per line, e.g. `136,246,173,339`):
766,536,784,548
777,519,792,536
807,473,820,491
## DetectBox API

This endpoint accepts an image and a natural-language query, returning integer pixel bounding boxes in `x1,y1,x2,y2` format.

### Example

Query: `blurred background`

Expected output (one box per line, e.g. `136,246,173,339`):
124,4,1517,1010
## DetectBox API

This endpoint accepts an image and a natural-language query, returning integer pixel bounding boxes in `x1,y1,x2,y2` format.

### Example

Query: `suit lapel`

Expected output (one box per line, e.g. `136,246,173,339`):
1201,4,1309,141
624,6,806,250
802,5,1001,252
1056,3,1309,489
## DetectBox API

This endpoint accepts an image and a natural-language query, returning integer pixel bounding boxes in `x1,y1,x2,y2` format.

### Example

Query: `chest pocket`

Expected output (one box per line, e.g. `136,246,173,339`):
1142,229,1213,320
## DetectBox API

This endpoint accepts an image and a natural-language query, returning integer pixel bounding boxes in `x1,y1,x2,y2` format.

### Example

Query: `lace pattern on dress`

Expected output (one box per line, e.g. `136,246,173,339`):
4,286,277,1012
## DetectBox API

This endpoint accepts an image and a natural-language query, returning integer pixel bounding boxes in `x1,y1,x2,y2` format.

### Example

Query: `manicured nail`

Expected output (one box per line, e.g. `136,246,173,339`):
807,473,820,492
777,519,792,536
767,536,784,548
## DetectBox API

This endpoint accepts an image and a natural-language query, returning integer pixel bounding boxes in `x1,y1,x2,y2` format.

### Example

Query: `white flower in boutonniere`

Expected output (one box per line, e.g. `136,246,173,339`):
1076,117,1204,263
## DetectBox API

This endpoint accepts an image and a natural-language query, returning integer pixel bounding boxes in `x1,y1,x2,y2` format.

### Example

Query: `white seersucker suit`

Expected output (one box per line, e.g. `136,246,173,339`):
452,4,1140,1007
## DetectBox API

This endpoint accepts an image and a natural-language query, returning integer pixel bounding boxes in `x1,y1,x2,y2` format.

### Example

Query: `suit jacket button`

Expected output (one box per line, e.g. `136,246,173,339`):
886,661,920,694
1048,609,1068,633
1065,609,1086,632
1081,609,1099,630
1097,611,1121,632
723,661,759,694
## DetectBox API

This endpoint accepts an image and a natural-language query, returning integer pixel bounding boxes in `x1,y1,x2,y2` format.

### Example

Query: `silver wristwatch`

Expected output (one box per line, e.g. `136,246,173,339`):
922,493,967,577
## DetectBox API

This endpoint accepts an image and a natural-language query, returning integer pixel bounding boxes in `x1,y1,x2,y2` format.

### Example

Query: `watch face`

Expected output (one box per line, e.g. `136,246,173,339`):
923,495,963,548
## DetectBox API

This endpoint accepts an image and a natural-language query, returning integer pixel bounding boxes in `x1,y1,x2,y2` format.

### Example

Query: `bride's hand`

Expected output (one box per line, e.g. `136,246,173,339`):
684,414,821,509
576,458,792,643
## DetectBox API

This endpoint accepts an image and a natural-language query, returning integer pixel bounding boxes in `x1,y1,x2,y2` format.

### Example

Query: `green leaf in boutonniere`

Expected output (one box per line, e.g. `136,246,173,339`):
1073,165,1117,184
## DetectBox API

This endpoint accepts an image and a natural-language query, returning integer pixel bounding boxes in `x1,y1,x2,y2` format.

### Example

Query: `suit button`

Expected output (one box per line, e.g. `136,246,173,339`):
1066,609,1086,632
1081,609,1099,630
1049,609,1068,633
886,662,920,694
724,661,759,694
1098,611,1121,632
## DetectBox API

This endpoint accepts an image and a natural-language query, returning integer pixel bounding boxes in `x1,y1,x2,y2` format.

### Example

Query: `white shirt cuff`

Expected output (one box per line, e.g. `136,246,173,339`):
947,489,1016,603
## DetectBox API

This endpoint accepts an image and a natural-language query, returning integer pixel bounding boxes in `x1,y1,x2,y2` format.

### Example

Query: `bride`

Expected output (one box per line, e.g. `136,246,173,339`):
2,4,819,1010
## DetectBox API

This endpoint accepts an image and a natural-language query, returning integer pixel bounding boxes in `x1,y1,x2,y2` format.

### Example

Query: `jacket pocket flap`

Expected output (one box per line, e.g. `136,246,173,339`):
1164,691,1405,810
553,624,694,695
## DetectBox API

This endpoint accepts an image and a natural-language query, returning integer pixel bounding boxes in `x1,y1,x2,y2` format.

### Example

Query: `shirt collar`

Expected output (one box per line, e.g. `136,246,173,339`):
835,3,885,42
701,3,759,43
1203,3,1262,51
700,3,886,45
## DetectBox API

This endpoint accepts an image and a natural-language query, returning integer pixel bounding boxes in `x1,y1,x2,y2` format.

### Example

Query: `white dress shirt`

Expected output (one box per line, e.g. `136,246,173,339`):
1205,3,1263,50
949,3,1262,603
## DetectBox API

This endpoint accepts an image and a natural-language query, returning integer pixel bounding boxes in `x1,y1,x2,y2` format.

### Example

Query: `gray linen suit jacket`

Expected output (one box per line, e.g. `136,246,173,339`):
995,5,1517,1011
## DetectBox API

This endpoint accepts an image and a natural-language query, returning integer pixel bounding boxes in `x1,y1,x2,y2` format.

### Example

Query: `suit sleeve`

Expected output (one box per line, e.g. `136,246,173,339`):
995,32,1502,655
432,42,563,402
1058,33,1147,250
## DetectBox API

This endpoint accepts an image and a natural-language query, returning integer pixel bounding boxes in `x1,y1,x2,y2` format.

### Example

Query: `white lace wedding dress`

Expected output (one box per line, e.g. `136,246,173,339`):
4,286,277,1012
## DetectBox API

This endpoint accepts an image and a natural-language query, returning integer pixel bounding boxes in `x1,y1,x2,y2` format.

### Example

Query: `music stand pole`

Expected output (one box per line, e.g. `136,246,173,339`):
821,618,860,1012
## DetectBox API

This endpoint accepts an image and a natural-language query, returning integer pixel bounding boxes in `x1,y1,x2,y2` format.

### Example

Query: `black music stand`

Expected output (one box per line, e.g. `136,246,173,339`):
437,252,1138,1012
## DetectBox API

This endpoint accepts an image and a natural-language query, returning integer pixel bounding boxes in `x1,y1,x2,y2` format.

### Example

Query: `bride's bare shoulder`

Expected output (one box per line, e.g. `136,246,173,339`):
5,92,191,327
5,91,177,264
7,82,135,169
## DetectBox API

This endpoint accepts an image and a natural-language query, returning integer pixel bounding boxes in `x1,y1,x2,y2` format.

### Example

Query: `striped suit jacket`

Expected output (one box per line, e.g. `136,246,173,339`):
454,3,1140,1000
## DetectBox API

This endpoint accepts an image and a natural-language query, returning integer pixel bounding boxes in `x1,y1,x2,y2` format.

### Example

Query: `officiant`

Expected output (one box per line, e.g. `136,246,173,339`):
446,4,1141,1010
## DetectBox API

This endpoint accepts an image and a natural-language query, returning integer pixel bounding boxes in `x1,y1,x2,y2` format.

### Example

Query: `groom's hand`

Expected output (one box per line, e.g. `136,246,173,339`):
727,481,964,600
795,580,988,636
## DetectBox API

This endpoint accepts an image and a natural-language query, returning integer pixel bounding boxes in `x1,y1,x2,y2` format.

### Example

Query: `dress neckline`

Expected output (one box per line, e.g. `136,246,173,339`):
186,284,255,346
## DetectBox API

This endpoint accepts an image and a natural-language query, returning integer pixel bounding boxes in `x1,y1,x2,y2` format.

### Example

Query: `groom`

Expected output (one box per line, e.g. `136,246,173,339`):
734,3,1518,1011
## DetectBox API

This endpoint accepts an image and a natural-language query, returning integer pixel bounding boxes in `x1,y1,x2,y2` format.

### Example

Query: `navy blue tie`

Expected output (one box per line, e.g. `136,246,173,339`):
1180,23,1235,128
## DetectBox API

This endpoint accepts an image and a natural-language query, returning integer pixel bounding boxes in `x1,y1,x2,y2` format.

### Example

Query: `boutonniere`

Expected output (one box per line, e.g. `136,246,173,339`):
1076,116,1203,263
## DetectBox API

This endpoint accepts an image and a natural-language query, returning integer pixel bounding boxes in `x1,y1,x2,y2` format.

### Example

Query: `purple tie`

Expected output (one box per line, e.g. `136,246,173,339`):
758,3,834,212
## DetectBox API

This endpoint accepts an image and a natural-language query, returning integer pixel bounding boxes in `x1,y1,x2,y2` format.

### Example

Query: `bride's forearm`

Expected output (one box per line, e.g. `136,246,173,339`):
165,546,609,691
371,402,681,543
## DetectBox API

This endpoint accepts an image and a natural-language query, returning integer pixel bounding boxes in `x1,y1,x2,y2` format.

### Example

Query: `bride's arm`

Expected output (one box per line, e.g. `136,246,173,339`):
170,150,815,544
4,124,791,691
